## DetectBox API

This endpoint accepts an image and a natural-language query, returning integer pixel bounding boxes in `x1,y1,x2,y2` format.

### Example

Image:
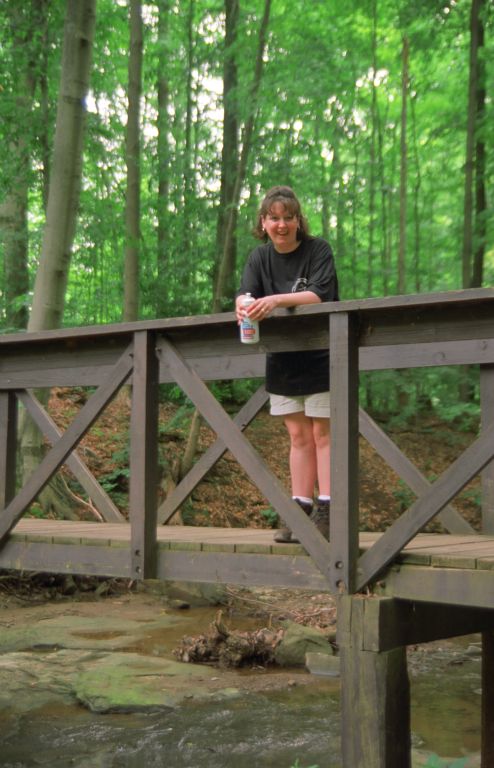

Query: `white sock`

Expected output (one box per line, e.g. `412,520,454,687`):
318,495,331,502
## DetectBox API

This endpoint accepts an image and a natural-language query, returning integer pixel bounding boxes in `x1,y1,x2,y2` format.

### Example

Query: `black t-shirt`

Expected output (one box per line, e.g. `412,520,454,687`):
238,237,339,396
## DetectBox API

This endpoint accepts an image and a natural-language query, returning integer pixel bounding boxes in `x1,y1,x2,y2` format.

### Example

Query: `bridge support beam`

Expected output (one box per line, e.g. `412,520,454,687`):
130,331,159,579
480,364,494,533
482,631,494,767
338,596,411,768
338,595,494,768
0,392,17,509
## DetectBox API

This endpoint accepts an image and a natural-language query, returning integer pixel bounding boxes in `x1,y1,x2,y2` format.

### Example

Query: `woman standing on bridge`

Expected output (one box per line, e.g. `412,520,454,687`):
236,185,339,542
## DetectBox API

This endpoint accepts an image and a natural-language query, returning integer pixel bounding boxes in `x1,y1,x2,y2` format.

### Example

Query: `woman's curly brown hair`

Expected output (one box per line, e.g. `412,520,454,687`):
252,185,311,242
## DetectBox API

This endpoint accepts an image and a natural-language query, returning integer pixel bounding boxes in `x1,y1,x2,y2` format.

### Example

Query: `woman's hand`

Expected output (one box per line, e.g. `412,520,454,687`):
236,290,321,324
236,295,278,324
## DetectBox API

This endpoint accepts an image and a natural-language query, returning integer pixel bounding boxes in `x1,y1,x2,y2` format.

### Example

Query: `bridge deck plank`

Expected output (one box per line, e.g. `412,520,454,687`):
3,520,494,606
7,518,494,564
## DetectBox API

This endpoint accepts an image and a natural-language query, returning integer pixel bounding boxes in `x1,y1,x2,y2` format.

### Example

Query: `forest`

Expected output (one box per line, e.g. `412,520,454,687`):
1,8,493,765
0,0,492,422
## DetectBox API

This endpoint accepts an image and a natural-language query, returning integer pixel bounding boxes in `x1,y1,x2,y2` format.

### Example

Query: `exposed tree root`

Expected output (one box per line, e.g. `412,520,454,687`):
174,609,284,668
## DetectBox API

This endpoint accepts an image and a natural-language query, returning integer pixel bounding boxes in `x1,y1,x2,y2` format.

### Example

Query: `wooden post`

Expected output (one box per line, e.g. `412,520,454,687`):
0,391,17,509
338,596,411,768
129,331,159,579
480,365,494,533
482,631,494,766
330,312,359,593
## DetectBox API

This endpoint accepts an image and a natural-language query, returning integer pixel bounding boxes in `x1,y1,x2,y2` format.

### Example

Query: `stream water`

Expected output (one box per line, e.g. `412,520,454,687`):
1,643,482,768
1,682,341,768
0,602,483,768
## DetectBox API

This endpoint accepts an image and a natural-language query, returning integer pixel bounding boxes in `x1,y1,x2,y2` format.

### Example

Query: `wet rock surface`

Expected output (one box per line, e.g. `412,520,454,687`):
0,587,328,717
0,581,484,767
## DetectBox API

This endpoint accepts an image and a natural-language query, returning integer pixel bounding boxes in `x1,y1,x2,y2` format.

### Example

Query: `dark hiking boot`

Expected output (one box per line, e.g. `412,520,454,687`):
310,499,330,540
274,499,313,543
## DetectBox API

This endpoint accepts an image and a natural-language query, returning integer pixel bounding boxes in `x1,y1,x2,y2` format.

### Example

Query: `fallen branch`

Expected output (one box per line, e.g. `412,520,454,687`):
60,475,104,521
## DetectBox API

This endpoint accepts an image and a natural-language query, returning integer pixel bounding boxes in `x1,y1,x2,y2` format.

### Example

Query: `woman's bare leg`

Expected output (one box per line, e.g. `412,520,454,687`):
312,417,331,496
283,412,317,498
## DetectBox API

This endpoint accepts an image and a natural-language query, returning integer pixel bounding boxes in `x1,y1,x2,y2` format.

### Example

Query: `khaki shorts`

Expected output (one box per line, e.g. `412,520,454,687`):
269,391,330,418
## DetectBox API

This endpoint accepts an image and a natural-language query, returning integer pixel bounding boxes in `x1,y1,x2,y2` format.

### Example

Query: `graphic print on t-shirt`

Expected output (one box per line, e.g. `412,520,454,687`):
291,277,308,293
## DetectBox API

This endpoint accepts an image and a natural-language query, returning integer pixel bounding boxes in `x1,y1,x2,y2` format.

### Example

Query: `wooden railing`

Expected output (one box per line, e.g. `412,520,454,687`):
1,287,494,593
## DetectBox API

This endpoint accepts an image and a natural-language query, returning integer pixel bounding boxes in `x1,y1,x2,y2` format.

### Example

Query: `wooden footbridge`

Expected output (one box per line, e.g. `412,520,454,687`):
2,288,494,767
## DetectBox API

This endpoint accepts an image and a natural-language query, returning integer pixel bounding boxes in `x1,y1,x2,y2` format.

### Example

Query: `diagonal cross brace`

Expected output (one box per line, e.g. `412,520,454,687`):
357,417,494,591
18,389,124,523
358,407,474,535
0,345,134,543
158,384,269,524
160,338,331,581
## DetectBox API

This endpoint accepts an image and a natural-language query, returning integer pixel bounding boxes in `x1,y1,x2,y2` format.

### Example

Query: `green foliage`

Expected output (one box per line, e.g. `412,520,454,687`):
160,385,190,406
459,485,481,512
108,446,130,466
392,479,416,513
160,380,263,414
290,761,319,768
431,401,480,432
208,378,264,407
423,754,468,768
259,506,279,528
26,504,46,519
99,465,130,509
160,403,195,435
361,367,480,426
1,0,492,329
181,499,207,526
99,466,130,491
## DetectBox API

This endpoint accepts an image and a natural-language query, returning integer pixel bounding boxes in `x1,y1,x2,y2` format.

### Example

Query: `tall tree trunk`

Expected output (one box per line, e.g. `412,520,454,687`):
28,0,96,332
1,191,30,331
181,0,195,296
462,0,482,288
123,0,143,323
38,5,51,211
471,0,486,288
397,34,409,295
377,103,390,296
156,0,171,317
350,146,359,299
0,1,47,331
410,95,422,293
367,0,378,297
388,121,398,292
212,0,271,313
22,0,96,516
214,0,239,306
334,140,345,265
460,0,485,405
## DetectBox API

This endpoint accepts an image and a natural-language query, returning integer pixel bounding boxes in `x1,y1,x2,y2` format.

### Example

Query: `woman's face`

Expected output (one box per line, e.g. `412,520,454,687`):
261,201,300,253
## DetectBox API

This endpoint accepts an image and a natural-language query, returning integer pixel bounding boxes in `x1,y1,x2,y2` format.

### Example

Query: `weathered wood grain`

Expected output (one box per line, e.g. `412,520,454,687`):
329,311,360,593
129,331,160,578
0,391,17,509
338,596,411,768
